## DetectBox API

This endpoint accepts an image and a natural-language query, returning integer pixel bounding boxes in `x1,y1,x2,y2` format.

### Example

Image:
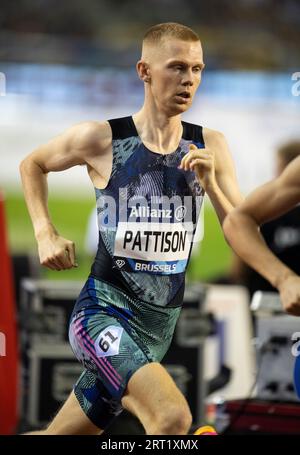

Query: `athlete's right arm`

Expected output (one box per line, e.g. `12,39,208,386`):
19,121,111,270
223,156,300,315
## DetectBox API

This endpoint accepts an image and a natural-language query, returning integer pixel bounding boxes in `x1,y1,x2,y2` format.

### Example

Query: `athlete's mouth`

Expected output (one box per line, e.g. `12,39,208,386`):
176,91,191,99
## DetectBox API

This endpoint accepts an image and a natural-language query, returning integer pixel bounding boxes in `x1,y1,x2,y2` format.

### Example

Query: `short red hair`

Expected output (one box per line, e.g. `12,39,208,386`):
143,22,200,46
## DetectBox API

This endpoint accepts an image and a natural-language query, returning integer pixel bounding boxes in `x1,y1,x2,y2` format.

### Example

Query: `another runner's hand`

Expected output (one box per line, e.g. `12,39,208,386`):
179,144,216,191
278,275,300,317
37,232,77,271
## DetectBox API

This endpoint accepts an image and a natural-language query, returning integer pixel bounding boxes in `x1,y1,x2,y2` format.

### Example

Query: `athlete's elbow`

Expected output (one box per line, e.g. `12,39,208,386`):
19,156,33,176
19,155,46,178
19,156,30,176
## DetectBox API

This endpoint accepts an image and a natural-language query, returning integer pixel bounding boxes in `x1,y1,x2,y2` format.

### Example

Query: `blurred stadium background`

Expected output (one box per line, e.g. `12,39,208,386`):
1,0,300,435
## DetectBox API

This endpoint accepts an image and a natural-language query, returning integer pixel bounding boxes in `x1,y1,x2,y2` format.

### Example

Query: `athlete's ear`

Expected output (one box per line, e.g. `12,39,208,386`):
136,60,151,83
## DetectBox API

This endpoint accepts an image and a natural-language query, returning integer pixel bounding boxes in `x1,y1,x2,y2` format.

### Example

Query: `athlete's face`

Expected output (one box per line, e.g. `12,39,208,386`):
141,38,204,115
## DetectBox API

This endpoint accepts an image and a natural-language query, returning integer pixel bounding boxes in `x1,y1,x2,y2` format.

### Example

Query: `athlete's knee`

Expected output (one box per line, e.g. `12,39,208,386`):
149,403,192,435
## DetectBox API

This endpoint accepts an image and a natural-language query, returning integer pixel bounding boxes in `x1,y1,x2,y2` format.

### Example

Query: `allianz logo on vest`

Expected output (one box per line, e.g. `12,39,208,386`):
129,204,186,221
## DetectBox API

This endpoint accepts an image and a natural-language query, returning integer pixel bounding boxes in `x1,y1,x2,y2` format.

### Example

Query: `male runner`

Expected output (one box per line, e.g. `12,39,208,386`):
20,22,243,435
223,156,300,316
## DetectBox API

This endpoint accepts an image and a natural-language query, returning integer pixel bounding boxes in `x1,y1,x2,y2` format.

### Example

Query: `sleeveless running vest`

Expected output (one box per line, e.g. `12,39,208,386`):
90,116,205,307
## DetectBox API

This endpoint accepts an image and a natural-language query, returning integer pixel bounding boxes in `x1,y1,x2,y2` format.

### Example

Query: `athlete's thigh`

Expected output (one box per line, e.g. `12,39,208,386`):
121,362,190,424
46,390,103,435
69,307,151,431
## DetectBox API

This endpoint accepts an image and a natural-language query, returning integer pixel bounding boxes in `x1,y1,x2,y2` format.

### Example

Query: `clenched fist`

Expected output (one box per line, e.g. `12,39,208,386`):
37,232,77,271
279,275,300,316
179,144,216,191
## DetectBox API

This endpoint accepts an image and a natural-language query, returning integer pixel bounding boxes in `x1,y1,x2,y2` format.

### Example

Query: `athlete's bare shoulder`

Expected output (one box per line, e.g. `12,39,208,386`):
201,126,234,172
21,120,113,175
200,126,243,206
69,120,112,159
202,126,227,151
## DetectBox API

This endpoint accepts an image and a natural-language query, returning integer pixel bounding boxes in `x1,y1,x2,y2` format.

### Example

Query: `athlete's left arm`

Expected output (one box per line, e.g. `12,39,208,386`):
179,128,243,224
206,127,244,207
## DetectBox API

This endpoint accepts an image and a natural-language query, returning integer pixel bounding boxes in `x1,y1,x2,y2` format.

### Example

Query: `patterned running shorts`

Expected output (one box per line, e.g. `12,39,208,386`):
68,276,182,430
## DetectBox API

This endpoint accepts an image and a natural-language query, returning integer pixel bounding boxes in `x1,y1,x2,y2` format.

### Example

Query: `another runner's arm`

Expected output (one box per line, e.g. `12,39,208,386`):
223,156,300,289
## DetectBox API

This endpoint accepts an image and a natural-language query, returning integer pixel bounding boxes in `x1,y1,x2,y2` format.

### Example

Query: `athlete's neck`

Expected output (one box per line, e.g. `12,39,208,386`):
133,108,182,154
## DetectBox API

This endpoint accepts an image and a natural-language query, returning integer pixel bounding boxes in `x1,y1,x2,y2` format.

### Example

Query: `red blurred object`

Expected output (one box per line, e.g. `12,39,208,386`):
221,399,300,434
0,191,19,434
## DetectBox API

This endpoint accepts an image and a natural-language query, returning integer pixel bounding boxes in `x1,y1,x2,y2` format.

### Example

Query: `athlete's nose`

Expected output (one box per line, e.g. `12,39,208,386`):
181,68,194,86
